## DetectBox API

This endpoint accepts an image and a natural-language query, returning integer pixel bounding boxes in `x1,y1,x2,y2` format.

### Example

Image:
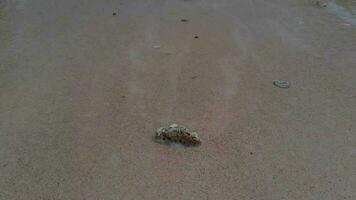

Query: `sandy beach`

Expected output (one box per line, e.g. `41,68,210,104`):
1,0,355,199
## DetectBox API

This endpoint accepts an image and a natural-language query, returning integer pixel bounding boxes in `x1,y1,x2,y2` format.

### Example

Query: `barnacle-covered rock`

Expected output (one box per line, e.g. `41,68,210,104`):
154,124,201,146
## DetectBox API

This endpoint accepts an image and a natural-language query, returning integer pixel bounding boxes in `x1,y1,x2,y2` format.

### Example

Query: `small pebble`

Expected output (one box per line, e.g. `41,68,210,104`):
273,80,291,89
314,0,327,8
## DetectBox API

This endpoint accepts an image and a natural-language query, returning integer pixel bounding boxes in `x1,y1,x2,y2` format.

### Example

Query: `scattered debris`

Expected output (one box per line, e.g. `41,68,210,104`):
121,95,126,98
181,19,189,22
314,0,328,8
154,124,201,146
112,12,117,16
273,80,291,89
191,76,198,79
194,35,199,39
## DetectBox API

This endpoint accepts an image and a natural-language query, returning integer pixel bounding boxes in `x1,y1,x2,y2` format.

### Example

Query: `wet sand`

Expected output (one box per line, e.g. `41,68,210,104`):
1,0,355,199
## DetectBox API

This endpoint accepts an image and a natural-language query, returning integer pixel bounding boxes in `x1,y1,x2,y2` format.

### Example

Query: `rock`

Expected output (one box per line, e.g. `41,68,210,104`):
154,124,201,146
